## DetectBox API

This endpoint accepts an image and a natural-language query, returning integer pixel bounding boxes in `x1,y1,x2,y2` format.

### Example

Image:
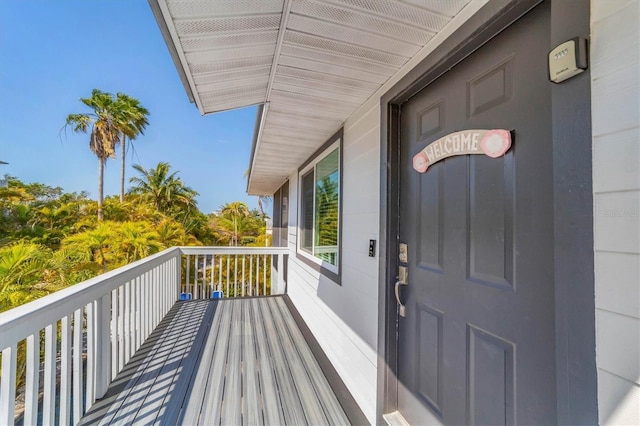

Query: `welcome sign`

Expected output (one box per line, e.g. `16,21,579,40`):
413,129,512,173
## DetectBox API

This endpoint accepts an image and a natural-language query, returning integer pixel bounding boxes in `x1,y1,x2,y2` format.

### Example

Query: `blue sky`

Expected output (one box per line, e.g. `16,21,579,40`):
0,1,259,214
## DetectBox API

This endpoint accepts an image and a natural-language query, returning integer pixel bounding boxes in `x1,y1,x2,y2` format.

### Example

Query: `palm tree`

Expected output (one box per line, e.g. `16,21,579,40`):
62,222,115,272
220,201,249,246
128,162,198,215
114,94,149,203
65,89,121,221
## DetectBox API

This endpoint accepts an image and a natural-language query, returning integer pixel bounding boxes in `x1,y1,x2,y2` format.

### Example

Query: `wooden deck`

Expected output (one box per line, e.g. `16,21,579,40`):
80,296,361,425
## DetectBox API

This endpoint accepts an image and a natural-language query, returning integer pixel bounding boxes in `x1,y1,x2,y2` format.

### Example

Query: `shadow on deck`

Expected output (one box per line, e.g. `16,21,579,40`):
80,296,366,425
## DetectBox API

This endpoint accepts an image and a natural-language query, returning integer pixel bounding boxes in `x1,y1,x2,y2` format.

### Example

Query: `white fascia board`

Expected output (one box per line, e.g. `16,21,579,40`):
154,0,206,115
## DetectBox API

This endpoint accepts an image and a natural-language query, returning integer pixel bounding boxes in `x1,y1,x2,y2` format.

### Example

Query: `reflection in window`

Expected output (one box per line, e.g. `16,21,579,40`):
314,149,339,266
298,145,340,271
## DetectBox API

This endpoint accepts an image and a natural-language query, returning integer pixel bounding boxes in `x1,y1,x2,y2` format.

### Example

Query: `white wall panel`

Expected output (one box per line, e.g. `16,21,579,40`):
594,191,640,254
595,252,640,319
597,369,640,426
592,1,640,424
596,310,640,383
593,128,640,193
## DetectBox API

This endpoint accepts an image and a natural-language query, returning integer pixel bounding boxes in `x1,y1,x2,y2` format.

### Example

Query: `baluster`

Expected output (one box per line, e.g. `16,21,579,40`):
249,255,254,296
161,262,169,312
234,254,238,297
95,294,110,399
111,289,118,378
185,254,190,296
141,274,147,343
227,255,235,297
277,253,285,295
263,255,267,295
24,333,40,425
152,268,157,328
136,276,142,351
157,266,161,313
242,256,246,297
145,271,150,340
176,257,180,299
0,343,17,426
218,256,223,292
209,254,216,297
194,255,199,299
255,255,260,296
147,270,152,336
60,315,72,424
73,309,84,422
124,281,131,364
86,302,95,410
118,286,124,370
43,323,56,424
161,263,167,312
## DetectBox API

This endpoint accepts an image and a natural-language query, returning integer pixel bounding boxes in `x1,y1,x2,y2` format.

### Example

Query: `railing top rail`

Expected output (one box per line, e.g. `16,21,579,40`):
0,247,182,347
178,246,289,255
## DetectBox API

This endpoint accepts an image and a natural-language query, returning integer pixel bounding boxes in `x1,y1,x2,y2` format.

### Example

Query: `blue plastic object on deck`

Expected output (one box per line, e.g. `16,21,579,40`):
212,290,224,299
180,292,193,301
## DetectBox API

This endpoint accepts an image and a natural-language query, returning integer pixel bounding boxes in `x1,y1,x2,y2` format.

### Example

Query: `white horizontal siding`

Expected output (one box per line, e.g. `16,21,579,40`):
591,1,640,425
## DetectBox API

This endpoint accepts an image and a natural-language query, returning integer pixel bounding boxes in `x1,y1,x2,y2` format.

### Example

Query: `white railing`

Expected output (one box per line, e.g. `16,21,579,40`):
0,246,288,425
180,247,288,299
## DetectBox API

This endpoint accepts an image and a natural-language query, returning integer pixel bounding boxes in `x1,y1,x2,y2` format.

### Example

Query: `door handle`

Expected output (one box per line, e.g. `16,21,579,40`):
395,281,407,318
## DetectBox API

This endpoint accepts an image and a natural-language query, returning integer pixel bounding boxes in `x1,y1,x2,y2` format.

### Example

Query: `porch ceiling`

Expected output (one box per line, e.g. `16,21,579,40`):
152,0,473,195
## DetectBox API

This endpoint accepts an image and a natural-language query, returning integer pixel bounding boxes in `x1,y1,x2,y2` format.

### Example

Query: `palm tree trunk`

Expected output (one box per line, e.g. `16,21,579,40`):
98,158,104,221
120,134,126,202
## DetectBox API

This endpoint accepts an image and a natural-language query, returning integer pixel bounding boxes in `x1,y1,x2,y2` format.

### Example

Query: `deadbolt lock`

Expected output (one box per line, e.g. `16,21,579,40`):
399,243,408,263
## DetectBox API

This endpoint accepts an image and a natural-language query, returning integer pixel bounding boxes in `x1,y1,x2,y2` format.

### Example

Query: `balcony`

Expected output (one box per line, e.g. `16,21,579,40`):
0,247,366,425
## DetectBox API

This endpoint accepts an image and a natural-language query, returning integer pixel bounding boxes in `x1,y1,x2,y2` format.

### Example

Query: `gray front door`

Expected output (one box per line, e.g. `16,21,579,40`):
397,4,557,425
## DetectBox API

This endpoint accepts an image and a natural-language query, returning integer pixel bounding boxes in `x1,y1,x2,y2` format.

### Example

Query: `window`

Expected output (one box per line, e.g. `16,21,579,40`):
298,133,341,278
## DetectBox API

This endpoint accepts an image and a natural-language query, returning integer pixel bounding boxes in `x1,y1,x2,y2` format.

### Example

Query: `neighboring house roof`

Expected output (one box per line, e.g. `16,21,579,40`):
150,0,473,195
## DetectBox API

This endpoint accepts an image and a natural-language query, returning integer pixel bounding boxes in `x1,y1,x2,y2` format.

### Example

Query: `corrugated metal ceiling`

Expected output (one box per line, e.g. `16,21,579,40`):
153,0,473,194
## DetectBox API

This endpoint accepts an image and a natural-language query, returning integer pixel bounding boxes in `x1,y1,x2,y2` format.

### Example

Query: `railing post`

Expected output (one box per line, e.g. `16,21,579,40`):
277,253,285,294
176,253,182,301
95,294,111,399
0,343,17,426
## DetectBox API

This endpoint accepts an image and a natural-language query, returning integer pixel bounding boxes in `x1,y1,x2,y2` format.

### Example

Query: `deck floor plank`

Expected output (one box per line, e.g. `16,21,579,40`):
242,299,264,425
177,300,227,425
267,297,328,425
259,297,308,425
251,298,286,426
197,299,234,425
80,296,352,426
221,299,243,426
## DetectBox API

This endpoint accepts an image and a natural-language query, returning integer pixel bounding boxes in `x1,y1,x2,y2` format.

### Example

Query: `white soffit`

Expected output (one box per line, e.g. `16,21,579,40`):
155,0,473,195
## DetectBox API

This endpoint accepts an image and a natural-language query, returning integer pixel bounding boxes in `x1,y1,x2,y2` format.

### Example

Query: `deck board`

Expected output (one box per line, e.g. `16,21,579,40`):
81,296,352,426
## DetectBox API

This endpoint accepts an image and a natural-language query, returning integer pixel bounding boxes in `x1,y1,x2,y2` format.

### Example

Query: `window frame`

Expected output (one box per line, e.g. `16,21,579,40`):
296,129,343,284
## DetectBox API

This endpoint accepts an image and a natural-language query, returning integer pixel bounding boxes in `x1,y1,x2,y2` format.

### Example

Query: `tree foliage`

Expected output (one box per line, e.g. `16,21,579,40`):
0,172,269,312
